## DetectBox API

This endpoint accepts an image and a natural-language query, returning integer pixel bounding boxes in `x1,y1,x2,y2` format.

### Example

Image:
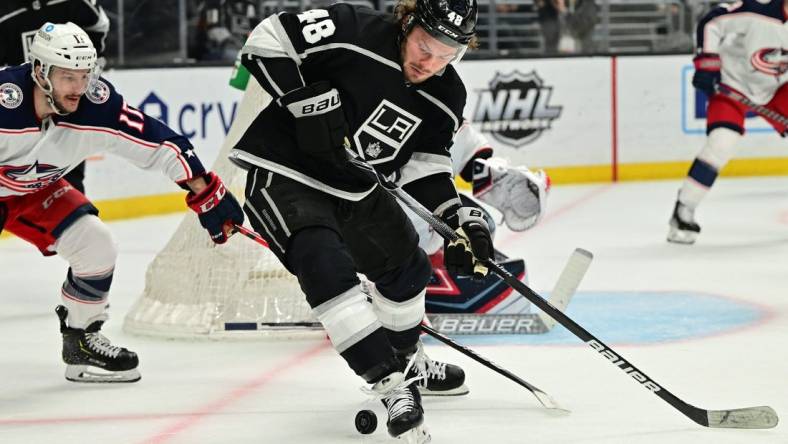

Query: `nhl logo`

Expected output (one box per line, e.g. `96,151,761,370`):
472,71,562,148
86,80,110,105
0,83,23,109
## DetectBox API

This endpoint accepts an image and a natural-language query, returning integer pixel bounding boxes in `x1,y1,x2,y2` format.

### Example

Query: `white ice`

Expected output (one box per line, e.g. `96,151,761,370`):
1,177,786,444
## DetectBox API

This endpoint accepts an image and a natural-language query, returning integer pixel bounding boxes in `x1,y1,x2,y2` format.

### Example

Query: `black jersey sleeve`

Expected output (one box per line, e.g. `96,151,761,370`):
240,4,362,99
398,66,467,213
66,0,110,56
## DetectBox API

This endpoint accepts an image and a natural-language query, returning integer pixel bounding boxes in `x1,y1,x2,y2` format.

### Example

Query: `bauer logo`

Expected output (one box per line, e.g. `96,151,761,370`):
472,71,562,148
427,314,548,335
587,339,662,392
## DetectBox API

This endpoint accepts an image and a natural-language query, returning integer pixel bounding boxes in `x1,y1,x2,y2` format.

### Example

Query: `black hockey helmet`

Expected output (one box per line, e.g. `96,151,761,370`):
407,0,478,48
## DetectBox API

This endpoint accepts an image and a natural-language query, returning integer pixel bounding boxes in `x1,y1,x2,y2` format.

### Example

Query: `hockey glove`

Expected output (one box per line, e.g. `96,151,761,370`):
692,53,721,97
186,172,244,244
280,81,347,155
441,206,494,278
473,158,550,232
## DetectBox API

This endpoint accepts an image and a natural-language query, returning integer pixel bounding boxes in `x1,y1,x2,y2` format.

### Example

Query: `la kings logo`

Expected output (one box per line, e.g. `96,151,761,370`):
354,100,421,164
472,71,562,148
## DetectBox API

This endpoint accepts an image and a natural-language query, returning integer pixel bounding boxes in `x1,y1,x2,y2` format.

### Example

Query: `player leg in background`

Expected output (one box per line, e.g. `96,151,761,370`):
668,91,749,244
3,179,139,383
243,170,429,440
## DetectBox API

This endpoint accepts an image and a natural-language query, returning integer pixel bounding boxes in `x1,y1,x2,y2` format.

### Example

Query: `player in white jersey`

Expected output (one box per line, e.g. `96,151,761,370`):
0,22,244,382
668,0,788,244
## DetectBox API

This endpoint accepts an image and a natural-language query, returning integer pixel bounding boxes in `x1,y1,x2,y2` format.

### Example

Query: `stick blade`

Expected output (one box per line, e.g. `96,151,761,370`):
532,388,571,415
707,406,779,429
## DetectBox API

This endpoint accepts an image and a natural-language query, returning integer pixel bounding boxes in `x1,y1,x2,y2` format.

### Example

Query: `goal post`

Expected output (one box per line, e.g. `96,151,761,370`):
123,78,320,339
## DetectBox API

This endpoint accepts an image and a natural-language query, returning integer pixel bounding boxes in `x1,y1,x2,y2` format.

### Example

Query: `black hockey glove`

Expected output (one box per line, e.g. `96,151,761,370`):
279,81,347,155
186,172,244,244
441,206,494,278
692,53,721,98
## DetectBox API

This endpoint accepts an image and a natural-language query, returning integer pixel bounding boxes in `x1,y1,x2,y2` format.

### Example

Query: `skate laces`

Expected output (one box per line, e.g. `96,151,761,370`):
84,332,122,358
411,344,447,386
362,354,424,419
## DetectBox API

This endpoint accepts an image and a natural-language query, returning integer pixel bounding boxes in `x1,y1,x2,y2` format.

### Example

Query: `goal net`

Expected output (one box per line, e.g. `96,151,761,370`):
123,79,320,339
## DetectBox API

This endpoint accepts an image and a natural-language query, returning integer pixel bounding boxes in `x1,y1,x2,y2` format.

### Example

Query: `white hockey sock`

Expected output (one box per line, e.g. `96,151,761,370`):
312,286,381,353
370,286,426,333
678,127,741,209
54,215,117,329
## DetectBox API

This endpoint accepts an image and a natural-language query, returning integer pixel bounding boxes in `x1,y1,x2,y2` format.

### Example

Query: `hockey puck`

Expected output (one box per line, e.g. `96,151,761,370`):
355,409,377,434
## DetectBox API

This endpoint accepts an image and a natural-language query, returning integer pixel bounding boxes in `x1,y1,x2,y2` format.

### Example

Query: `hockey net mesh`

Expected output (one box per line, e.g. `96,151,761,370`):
123,79,318,339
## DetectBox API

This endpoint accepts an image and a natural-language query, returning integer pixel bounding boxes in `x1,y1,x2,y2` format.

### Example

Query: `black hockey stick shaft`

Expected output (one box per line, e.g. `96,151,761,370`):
356,159,777,429
715,84,788,127
420,324,564,410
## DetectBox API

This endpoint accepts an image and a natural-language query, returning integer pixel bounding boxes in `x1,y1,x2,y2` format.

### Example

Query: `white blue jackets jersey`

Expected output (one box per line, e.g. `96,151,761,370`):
697,0,788,104
0,64,206,198
231,4,466,212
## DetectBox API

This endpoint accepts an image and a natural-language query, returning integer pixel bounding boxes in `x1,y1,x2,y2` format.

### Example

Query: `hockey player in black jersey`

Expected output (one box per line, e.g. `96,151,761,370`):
229,0,484,440
0,0,111,194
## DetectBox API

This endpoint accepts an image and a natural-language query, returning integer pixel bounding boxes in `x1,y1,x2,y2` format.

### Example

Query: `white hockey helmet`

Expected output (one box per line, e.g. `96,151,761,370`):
29,22,98,114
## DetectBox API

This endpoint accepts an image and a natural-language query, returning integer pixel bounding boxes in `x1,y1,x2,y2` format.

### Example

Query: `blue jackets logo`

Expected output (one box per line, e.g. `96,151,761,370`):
0,83,23,109
472,71,562,148
0,162,67,192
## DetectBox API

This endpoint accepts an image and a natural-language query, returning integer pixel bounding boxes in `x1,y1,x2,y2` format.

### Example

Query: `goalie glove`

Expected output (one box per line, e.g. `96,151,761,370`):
186,172,244,244
441,206,494,278
473,158,550,232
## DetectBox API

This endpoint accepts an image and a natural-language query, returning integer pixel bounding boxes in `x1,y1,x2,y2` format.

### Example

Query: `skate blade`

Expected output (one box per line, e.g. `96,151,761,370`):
397,424,431,444
667,227,698,244
418,383,469,396
65,365,141,383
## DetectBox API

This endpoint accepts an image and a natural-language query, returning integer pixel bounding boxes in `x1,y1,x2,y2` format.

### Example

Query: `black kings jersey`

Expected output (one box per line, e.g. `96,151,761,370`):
0,0,109,66
231,4,466,210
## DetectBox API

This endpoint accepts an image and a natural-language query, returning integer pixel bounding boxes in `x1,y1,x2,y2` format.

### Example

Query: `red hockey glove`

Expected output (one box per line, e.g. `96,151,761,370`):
692,53,721,97
186,172,244,244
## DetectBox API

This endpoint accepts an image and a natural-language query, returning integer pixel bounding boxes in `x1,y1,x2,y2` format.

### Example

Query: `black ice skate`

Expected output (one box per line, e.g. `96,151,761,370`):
398,342,468,396
56,305,140,383
371,371,431,443
667,200,701,244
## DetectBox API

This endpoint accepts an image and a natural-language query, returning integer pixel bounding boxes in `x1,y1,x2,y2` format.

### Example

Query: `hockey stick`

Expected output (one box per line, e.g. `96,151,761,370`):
350,158,779,429
231,222,565,410
420,323,567,412
715,84,788,127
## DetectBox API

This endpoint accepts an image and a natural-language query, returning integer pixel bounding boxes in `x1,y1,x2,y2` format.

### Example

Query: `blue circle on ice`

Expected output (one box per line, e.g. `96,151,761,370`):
428,291,767,346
